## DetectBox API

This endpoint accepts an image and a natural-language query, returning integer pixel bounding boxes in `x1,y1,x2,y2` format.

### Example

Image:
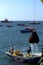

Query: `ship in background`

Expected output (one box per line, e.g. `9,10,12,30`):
29,21,40,24
1,19,12,23
1,19,9,23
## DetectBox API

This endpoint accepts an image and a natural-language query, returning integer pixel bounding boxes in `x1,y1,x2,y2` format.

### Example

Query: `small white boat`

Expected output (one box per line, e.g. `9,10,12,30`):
29,21,40,24
5,46,41,63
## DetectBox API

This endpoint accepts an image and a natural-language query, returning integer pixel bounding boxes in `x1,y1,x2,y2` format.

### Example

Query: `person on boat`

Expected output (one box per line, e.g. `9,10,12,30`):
27,47,31,54
26,47,32,57
9,45,14,54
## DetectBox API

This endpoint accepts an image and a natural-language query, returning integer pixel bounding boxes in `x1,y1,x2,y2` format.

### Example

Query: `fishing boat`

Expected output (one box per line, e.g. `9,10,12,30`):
20,27,36,33
20,29,33,33
29,21,40,24
5,46,41,63
5,29,41,64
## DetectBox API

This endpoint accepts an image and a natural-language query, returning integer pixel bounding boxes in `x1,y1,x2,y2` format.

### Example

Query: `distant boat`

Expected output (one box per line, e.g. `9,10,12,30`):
29,21,40,24
20,29,33,33
17,23,28,27
7,25,13,27
17,23,25,26
20,27,36,33
1,19,9,23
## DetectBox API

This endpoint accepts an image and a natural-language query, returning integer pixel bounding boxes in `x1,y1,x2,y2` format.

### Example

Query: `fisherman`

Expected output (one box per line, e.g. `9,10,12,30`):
26,47,32,57
9,45,14,54
27,47,31,53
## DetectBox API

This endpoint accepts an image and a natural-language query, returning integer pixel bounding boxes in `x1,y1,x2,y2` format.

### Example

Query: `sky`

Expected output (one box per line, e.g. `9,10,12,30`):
0,0,43,21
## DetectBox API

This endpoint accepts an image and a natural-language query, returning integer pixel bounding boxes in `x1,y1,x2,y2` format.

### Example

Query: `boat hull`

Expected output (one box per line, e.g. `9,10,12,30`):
20,30,32,33
22,56,40,63
5,52,41,63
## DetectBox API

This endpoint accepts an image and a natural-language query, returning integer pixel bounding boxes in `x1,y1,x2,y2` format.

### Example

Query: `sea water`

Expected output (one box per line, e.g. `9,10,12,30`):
0,21,43,65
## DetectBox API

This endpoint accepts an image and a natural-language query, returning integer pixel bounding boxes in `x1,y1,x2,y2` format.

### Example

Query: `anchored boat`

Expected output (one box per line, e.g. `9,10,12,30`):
20,27,36,33
29,21,40,24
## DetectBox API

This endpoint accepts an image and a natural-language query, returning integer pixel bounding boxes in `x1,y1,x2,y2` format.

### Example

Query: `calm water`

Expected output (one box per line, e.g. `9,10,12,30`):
0,21,43,65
